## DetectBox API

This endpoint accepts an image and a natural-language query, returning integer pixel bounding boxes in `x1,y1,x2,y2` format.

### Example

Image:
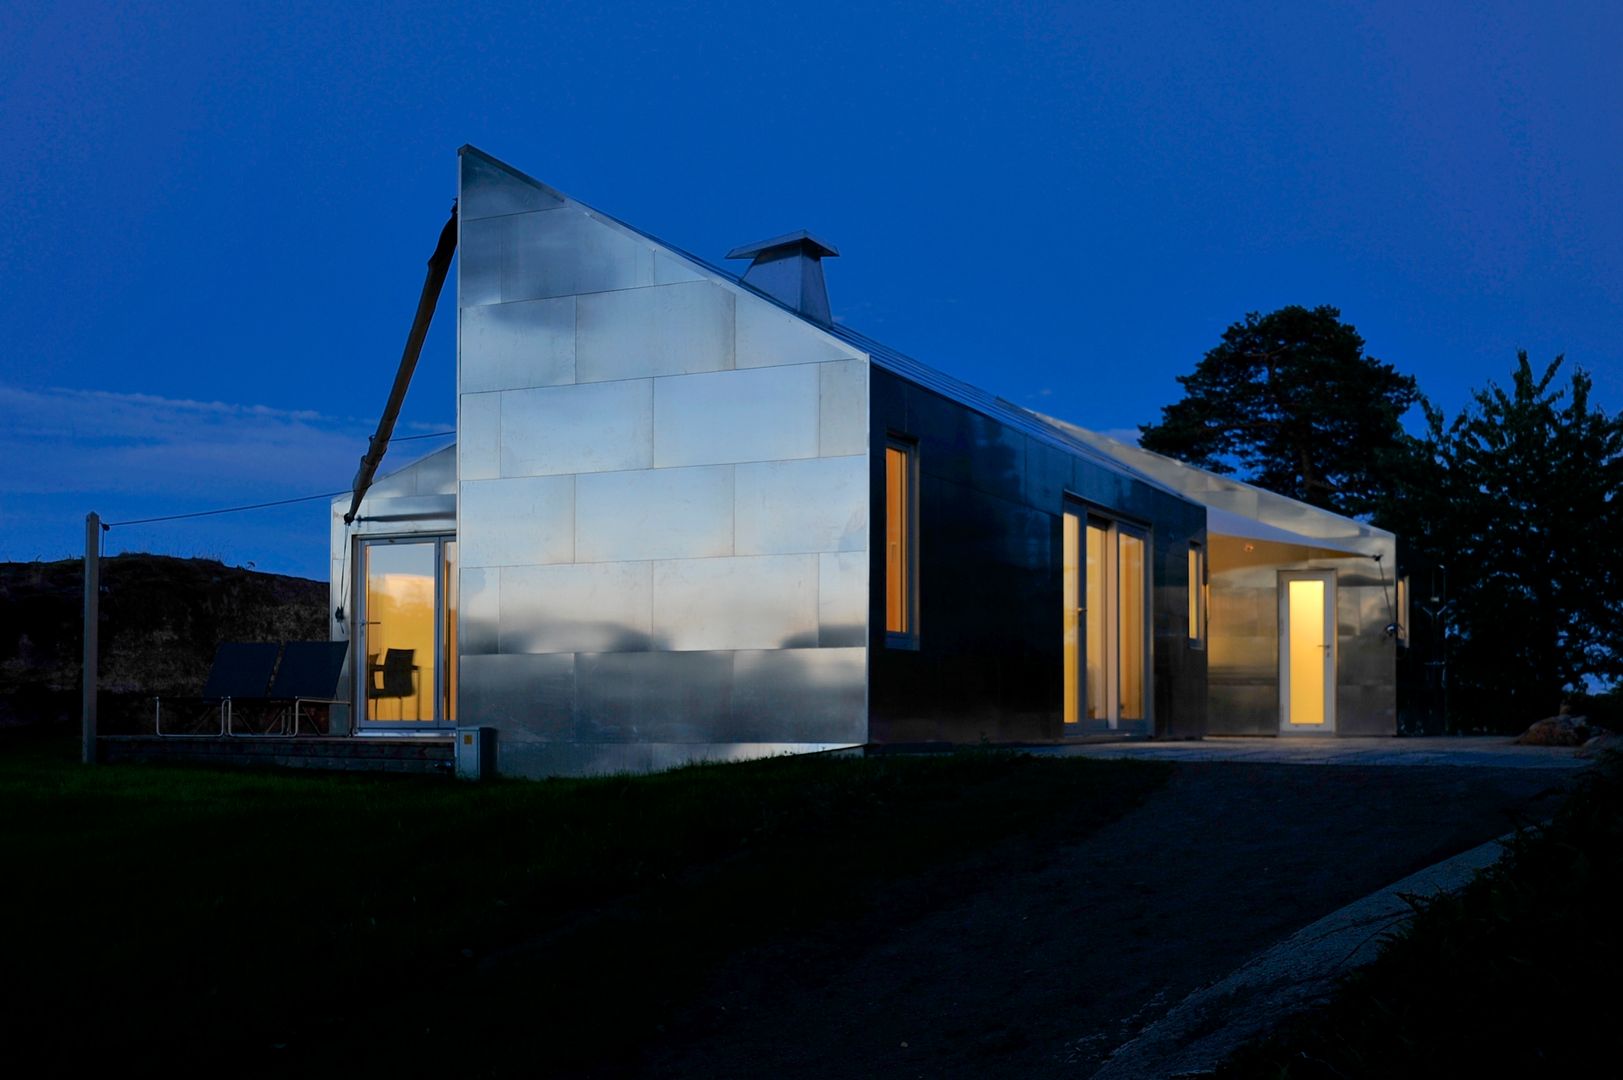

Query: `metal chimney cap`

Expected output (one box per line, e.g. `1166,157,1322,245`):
725,230,839,261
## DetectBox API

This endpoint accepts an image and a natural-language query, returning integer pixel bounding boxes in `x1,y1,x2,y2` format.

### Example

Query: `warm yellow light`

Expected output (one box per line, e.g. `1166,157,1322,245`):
1118,531,1145,720
1288,579,1326,726
1063,513,1080,724
885,446,911,635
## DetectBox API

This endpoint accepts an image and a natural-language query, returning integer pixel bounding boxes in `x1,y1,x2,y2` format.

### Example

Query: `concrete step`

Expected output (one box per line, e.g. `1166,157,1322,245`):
97,735,454,776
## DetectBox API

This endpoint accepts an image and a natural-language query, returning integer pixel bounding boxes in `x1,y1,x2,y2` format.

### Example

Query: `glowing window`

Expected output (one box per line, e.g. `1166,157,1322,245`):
1188,542,1206,647
885,441,917,642
1396,575,1410,644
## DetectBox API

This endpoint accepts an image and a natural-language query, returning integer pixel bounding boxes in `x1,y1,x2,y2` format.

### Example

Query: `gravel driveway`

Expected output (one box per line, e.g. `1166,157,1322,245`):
634,761,1569,1078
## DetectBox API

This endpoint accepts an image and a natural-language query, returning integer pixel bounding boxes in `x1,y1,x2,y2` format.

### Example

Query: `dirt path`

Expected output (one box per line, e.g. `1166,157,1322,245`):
632,762,1568,1078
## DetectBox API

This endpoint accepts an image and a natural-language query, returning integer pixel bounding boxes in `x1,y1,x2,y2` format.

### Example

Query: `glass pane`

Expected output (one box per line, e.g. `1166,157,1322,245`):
1188,544,1201,641
1287,579,1326,725
363,541,435,723
1063,513,1080,724
1085,522,1107,721
1118,531,1145,721
885,446,910,634
443,541,458,723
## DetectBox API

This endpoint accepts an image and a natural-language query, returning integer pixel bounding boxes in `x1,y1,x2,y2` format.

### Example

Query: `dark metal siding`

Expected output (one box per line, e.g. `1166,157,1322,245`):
868,368,1207,743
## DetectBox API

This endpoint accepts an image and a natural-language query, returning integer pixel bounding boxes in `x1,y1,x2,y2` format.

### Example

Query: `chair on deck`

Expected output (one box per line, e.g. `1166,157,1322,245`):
230,640,351,737
155,642,281,737
367,647,421,721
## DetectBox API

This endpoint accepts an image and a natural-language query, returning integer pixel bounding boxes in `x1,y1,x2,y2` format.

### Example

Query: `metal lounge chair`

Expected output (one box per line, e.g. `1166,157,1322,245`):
230,640,351,737
155,642,281,737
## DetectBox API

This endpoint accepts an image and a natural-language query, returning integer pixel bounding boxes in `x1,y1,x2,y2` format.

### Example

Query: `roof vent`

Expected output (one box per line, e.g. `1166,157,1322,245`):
725,230,838,325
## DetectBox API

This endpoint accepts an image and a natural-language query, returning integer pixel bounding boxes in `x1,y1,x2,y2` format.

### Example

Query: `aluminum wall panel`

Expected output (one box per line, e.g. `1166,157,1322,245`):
653,364,820,468
818,552,868,647
736,293,861,368
574,650,735,742
499,379,653,478
454,150,871,777
500,741,860,779
574,465,734,563
459,567,500,656
819,359,868,457
461,151,565,219
458,393,500,481
458,476,574,568
460,653,576,731
734,456,867,555
732,647,867,742
458,217,504,308
499,561,653,655
459,297,575,393
503,208,656,302
652,555,819,651
576,281,735,382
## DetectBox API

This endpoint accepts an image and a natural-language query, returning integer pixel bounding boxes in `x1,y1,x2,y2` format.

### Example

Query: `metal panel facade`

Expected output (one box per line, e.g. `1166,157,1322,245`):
455,148,870,777
865,368,1209,743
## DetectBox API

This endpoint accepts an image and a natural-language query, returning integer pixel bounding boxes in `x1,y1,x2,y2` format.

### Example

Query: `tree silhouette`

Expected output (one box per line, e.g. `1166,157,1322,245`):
1409,353,1623,722
1140,305,1419,517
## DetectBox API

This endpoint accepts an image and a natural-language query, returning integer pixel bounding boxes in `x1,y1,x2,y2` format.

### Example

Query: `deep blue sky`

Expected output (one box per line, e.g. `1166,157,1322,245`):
4,1,1619,579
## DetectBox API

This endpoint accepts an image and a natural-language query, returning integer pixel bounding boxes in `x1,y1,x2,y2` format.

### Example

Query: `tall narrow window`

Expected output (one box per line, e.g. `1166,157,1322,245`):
885,440,917,643
1187,541,1206,647
1396,575,1410,645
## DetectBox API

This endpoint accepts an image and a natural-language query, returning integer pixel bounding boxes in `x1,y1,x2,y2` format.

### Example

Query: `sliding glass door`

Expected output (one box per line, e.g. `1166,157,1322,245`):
1063,511,1150,731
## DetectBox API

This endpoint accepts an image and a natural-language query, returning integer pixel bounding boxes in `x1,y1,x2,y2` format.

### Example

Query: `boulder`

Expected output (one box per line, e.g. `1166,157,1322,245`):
1578,731,1623,758
1514,714,1591,747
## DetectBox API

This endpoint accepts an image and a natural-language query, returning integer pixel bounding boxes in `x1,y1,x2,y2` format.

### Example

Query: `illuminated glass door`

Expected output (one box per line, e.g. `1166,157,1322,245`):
358,536,456,728
1063,511,1150,731
1279,570,1336,732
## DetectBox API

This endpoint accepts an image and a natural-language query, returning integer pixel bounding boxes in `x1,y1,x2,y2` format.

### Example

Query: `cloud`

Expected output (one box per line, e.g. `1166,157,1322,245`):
0,384,376,499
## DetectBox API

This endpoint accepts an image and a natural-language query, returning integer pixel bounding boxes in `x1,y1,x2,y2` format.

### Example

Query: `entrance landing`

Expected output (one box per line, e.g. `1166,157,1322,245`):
1034,735,1592,770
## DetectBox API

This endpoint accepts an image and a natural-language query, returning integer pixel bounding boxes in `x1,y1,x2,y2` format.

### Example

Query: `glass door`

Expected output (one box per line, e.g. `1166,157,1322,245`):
358,536,456,729
1279,570,1336,732
1063,511,1150,732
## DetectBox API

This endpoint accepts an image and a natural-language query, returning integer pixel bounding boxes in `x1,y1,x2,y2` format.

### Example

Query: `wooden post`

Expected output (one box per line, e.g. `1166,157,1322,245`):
83,512,100,764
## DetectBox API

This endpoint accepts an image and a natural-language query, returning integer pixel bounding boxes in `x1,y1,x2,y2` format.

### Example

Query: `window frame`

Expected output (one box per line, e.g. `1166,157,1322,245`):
884,435,920,650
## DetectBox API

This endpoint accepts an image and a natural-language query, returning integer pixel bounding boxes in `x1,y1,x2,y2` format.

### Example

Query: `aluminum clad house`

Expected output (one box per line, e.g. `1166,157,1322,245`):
329,146,1399,777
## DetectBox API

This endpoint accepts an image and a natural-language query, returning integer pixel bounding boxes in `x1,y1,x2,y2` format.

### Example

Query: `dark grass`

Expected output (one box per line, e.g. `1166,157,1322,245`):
0,730,1168,1074
1218,754,1623,1079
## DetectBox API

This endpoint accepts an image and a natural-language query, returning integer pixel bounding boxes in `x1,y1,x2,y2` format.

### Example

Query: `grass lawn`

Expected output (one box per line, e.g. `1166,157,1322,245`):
1217,754,1623,1079
0,730,1168,1074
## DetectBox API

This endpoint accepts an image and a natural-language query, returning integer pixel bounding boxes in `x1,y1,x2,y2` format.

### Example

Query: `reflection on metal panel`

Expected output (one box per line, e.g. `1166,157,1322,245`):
499,741,861,779
818,551,867,647
652,555,818,651
653,365,820,468
819,359,868,457
459,297,575,393
460,150,565,220
574,650,735,742
460,653,575,731
459,476,574,567
459,567,500,656
500,561,653,655
459,394,500,481
576,281,735,382
499,379,653,477
458,217,503,308
733,647,867,742
503,208,656,302
736,293,860,368
574,465,734,563
735,456,867,555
